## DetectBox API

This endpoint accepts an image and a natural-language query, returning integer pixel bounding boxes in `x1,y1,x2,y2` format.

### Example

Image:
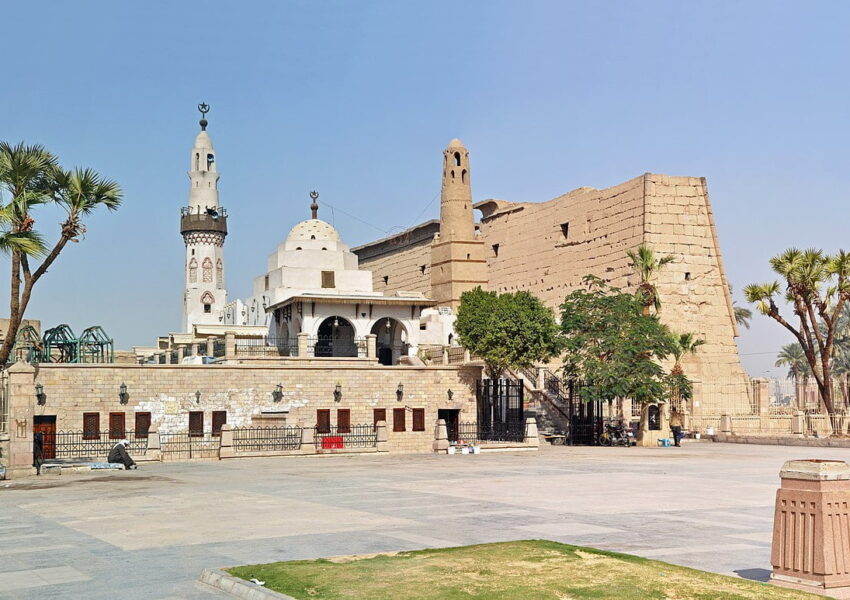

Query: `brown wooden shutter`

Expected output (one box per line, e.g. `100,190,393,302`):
189,411,204,437
135,412,151,439
83,413,100,440
373,408,387,425
317,409,331,434
412,408,425,432
321,271,335,288
212,411,227,436
109,412,126,439
337,409,351,433
393,408,406,432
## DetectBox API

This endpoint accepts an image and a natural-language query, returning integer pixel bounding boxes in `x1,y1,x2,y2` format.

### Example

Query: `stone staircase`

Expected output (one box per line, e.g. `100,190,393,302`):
510,366,572,435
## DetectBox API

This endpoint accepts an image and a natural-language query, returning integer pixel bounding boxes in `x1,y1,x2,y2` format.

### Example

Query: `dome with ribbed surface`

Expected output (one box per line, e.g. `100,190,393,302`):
286,219,341,242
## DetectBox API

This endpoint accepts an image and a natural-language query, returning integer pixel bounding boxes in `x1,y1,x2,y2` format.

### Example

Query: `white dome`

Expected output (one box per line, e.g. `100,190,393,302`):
286,219,341,242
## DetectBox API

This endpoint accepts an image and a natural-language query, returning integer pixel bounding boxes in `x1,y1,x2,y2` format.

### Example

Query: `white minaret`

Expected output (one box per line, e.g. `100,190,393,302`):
180,103,228,332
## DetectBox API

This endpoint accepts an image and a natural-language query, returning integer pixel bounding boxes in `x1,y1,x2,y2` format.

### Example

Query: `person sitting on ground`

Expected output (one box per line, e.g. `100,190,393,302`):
108,439,137,469
669,410,683,447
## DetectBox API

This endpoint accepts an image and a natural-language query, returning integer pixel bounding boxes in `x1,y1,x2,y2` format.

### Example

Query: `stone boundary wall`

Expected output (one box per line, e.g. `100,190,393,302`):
1,362,483,476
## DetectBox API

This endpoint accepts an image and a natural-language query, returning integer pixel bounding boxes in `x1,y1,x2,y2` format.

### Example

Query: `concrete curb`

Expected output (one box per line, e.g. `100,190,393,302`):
199,568,299,599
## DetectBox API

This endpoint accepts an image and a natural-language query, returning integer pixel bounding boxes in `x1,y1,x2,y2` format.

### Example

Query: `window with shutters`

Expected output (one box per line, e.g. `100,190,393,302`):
393,408,406,432
212,410,227,437
321,271,335,288
135,412,151,439
109,412,126,439
337,409,351,434
317,409,331,434
189,411,204,437
373,408,387,425
412,408,425,432
83,413,100,440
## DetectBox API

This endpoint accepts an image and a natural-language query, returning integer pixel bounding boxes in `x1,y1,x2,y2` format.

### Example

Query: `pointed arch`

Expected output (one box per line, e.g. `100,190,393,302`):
216,258,224,286
461,169,467,183
188,257,198,283
201,291,215,304
202,257,213,282
454,152,461,166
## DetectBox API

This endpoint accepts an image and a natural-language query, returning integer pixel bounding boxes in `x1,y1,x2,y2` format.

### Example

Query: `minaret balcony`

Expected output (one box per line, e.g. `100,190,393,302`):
180,206,228,235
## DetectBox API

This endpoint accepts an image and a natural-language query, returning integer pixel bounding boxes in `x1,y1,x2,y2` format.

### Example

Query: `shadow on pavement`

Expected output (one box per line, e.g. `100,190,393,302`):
734,568,771,582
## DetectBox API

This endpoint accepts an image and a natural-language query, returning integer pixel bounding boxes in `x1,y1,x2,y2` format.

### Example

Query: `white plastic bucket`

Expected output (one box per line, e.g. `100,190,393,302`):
705,426,715,436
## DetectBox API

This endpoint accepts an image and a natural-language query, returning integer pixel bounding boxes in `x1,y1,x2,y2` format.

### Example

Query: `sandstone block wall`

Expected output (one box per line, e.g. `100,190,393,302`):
30,363,481,454
354,221,436,296
354,173,750,413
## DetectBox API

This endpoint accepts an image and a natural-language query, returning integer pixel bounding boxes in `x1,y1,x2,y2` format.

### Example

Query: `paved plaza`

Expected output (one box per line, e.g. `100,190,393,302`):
1,442,848,599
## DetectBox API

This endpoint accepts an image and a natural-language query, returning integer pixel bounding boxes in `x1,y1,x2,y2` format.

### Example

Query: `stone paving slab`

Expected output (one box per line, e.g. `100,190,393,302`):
1,442,849,598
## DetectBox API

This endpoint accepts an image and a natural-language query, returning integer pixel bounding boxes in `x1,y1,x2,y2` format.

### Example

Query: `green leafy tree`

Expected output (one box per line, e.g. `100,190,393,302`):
0,142,122,364
745,248,850,413
454,287,562,380
626,244,675,315
559,276,676,408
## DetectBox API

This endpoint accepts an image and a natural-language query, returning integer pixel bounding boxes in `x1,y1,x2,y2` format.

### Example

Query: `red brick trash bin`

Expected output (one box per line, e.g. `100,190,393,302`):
771,459,850,588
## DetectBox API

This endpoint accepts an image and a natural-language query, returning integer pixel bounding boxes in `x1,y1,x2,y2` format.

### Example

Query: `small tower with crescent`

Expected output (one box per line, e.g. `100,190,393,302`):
180,102,229,331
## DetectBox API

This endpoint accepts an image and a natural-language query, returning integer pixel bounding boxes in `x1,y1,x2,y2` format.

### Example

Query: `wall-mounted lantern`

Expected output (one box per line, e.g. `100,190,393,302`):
396,383,404,402
195,390,202,404
333,383,342,402
35,383,46,406
447,389,454,401
272,383,283,403
118,382,129,405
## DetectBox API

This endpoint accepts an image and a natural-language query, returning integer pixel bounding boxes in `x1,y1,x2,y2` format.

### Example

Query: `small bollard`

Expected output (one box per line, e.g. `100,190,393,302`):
771,459,850,588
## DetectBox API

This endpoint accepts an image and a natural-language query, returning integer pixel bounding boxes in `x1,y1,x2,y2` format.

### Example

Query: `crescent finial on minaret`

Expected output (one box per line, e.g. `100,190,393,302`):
309,191,319,219
198,102,210,131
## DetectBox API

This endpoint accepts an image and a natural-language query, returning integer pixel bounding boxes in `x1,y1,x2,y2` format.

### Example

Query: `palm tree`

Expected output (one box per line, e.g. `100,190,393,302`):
626,244,675,315
666,331,704,412
670,332,706,375
775,343,811,381
746,247,850,415
728,285,752,330
0,143,122,364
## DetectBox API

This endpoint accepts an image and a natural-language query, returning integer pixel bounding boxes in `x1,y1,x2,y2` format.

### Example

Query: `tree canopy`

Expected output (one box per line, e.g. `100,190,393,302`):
626,244,675,315
560,276,676,404
745,248,850,413
454,287,562,380
0,141,122,364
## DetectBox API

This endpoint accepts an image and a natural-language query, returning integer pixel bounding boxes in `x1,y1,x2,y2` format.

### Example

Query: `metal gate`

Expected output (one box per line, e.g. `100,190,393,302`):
566,380,604,445
476,379,525,442
160,432,219,460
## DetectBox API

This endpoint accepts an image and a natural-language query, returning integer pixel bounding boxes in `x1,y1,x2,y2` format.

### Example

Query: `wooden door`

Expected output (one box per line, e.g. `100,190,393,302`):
33,415,56,460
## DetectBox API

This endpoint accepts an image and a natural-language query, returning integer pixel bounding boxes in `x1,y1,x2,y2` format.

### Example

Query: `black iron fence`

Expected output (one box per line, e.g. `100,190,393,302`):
233,426,301,452
234,337,298,357
457,421,526,445
160,432,218,460
308,336,367,358
48,430,149,460
212,339,226,358
314,424,376,449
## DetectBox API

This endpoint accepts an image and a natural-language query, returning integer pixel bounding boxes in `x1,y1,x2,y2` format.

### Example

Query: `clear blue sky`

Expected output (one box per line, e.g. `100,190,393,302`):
2,1,848,377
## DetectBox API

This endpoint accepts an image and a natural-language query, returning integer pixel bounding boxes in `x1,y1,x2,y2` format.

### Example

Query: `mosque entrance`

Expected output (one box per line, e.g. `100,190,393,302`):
370,318,408,366
314,317,358,357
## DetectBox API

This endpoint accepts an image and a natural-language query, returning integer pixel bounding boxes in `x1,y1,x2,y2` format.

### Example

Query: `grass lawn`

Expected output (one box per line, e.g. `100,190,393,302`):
226,539,818,600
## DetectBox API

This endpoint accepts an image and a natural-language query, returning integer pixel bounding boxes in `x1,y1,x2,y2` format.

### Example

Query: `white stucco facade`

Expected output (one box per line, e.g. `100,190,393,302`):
222,205,435,363
181,119,228,332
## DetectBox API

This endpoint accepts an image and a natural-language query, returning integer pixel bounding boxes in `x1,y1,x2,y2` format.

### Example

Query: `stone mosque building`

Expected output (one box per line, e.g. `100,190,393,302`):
176,110,748,411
